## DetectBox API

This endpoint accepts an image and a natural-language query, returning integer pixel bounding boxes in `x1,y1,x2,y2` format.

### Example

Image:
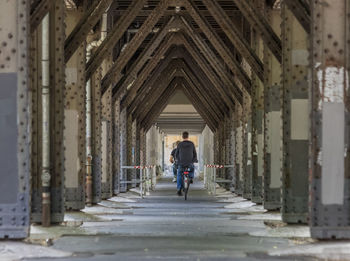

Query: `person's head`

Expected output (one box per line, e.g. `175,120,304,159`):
176,140,181,146
182,131,189,140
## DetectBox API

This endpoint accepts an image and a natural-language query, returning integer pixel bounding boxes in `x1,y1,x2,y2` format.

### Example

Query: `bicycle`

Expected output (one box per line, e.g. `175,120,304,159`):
181,166,192,200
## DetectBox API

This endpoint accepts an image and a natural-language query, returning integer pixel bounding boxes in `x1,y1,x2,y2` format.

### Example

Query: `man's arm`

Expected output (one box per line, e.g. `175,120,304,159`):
193,143,198,163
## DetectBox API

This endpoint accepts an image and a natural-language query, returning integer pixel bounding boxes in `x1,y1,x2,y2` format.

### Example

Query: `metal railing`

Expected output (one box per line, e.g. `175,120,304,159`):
204,164,234,196
121,165,156,198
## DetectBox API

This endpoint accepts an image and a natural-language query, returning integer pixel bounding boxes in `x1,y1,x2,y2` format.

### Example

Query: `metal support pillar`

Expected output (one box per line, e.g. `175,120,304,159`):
281,4,309,223
101,85,113,199
263,7,282,211
91,66,102,203
31,0,65,223
310,0,350,239
251,29,264,204
234,104,243,195
0,0,30,238
242,93,252,199
126,114,137,188
119,108,128,192
112,97,121,194
64,6,86,210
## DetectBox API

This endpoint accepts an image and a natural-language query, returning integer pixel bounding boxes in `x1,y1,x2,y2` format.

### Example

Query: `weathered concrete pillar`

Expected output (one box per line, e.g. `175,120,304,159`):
251,31,264,204
31,0,65,223
281,4,309,223
0,0,30,238
310,0,350,239
263,7,282,211
64,6,86,210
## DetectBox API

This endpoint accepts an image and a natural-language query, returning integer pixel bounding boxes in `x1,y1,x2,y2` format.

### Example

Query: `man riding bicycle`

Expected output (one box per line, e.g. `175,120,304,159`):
175,131,198,196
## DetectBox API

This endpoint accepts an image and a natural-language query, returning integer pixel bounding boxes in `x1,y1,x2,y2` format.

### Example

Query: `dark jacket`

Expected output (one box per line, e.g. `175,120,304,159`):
171,148,178,165
175,140,198,166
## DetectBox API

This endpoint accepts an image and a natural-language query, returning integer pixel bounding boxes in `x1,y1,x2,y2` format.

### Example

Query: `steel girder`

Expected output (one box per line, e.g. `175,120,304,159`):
232,0,282,63
0,0,31,239
103,2,249,101
111,16,181,98
178,18,245,99
180,82,217,132
138,67,221,131
125,43,231,117
129,49,225,122
119,24,239,112
85,0,146,79
134,57,224,124
202,0,264,82
101,0,171,89
64,0,113,63
182,0,251,91
284,0,310,34
142,79,181,131
126,46,184,115
30,0,53,33
143,78,218,132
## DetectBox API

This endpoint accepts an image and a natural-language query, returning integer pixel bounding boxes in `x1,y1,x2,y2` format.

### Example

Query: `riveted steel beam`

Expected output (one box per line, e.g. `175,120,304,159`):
134,62,179,122
310,0,350,239
281,4,309,224
64,0,113,63
232,0,282,63
127,46,183,114
112,16,181,98
31,0,66,224
181,84,217,132
0,0,31,238
182,0,251,91
64,7,87,210
263,7,282,211
179,74,220,129
133,56,224,124
142,79,180,131
30,0,53,33
202,0,264,82
101,0,171,89
122,31,237,114
177,33,238,109
179,48,230,114
284,0,310,34
112,96,121,194
85,0,146,79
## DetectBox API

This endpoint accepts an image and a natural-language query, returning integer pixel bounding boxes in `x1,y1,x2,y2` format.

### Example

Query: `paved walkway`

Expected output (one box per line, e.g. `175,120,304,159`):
3,177,349,260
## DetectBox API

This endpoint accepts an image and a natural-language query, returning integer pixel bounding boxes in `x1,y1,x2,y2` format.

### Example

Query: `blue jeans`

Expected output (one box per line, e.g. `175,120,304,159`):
177,164,194,191
172,164,178,178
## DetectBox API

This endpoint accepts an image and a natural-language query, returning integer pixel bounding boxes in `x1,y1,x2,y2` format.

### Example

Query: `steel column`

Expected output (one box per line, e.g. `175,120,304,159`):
0,0,30,238
31,0,65,223
251,30,264,204
263,8,282,211
281,4,309,224
310,0,350,239
64,7,87,210
112,97,121,194
242,94,252,200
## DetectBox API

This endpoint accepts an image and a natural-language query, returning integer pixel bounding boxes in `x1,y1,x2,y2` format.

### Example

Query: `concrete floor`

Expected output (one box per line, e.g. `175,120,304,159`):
1,178,350,261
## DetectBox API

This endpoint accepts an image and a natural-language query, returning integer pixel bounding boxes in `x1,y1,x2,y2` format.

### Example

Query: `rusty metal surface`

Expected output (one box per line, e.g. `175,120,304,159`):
65,0,113,63
86,0,146,79
30,0,53,33
284,0,310,34
232,0,282,63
